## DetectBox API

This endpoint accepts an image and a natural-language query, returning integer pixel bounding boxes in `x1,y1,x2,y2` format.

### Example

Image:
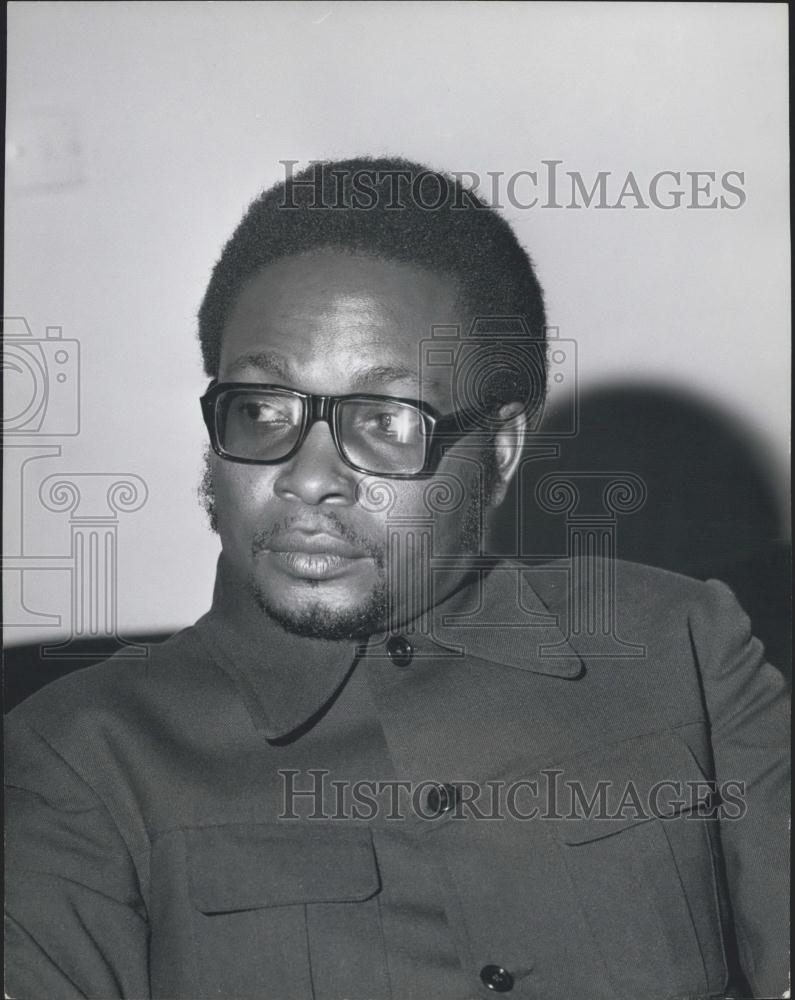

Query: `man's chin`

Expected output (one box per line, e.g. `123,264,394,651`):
249,578,389,641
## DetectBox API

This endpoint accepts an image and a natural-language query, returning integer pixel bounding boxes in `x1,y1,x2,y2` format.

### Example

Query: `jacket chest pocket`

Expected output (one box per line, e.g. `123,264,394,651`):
186,823,389,1000
553,732,729,1000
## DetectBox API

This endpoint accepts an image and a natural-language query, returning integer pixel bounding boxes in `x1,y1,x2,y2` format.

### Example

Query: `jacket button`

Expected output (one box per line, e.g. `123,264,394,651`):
386,635,413,666
480,964,514,992
426,782,460,816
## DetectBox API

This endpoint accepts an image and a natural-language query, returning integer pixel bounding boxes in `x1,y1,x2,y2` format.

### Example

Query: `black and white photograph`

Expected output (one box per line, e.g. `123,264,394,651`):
3,3,790,999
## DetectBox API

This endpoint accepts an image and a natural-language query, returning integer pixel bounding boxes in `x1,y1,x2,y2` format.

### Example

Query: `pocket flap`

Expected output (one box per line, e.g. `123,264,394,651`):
551,730,712,845
187,823,381,913
558,812,652,845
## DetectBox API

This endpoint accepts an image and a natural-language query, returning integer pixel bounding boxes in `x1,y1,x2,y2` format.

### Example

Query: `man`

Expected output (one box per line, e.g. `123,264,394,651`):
5,158,789,999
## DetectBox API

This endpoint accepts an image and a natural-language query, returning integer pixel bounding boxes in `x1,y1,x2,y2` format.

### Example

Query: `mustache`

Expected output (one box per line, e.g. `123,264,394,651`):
251,512,385,566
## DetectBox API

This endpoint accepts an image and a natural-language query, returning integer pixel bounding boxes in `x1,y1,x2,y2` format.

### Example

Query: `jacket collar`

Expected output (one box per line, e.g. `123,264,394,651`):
431,560,582,677
196,555,582,741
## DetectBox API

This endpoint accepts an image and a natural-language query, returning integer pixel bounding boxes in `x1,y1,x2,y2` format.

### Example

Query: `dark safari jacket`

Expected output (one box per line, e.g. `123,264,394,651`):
5,558,790,999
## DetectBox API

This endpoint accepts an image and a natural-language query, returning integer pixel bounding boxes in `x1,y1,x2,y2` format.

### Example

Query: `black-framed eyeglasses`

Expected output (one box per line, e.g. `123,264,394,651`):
200,381,499,478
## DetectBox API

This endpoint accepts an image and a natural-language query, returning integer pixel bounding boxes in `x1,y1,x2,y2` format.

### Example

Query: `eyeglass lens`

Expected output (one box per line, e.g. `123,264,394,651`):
216,388,428,474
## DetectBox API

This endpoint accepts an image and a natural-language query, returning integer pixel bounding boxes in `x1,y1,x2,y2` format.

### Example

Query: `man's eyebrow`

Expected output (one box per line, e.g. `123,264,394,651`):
348,363,422,388
226,353,441,392
226,351,294,379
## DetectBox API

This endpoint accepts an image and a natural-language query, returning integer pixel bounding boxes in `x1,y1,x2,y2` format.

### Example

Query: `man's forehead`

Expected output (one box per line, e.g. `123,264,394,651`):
219,251,462,396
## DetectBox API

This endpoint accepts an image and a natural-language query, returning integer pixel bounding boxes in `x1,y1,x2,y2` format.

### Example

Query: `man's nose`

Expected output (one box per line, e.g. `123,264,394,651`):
272,420,357,506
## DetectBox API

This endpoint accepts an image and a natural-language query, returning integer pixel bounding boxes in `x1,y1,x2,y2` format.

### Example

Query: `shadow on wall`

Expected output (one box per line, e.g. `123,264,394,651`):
492,382,791,683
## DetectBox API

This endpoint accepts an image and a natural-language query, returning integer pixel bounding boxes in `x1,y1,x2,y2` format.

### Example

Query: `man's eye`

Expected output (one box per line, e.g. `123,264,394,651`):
371,413,395,434
359,408,419,441
359,411,401,436
238,401,291,424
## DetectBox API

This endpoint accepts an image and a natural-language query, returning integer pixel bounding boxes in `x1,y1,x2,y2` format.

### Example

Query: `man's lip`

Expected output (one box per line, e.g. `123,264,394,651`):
265,550,367,581
264,533,366,559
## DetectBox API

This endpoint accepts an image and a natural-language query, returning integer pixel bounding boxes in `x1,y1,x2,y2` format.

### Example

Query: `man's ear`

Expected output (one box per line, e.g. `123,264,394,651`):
488,402,526,506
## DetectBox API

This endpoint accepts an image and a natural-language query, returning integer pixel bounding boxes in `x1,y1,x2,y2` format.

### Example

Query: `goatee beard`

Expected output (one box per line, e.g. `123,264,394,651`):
249,575,390,641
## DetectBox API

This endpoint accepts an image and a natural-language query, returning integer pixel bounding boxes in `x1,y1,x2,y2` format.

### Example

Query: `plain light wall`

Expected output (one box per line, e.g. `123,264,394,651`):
4,1,790,645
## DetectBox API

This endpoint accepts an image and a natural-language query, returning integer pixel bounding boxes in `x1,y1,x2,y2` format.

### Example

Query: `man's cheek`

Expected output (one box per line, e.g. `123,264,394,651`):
213,469,269,549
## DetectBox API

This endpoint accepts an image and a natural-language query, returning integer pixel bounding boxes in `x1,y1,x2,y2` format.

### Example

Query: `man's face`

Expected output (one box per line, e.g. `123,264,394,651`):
206,250,518,639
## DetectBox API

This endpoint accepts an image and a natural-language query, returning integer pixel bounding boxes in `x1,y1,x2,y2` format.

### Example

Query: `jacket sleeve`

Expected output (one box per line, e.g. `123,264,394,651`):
4,715,150,999
690,578,790,999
